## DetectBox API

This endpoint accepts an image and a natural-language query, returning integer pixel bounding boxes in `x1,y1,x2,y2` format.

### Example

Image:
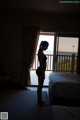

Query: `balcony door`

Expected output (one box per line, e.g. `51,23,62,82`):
53,36,79,72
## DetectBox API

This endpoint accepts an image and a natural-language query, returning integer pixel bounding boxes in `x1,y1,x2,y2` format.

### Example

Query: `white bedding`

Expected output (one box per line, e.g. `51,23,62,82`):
49,72,80,99
51,105,80,120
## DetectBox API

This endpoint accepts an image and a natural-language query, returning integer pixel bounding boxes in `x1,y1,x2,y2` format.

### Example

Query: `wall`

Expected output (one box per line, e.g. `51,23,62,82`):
0,11,80,83
1,11,79,32
0,20,23,82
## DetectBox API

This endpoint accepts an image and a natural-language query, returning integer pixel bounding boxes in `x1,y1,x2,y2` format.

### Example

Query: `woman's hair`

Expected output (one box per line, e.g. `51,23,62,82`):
39,41,49,49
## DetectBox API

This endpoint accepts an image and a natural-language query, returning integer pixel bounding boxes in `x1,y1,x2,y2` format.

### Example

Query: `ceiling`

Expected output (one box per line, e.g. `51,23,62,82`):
0,0,80,15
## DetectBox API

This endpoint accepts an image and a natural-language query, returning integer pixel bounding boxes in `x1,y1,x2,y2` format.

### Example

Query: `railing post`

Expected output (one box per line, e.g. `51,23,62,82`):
71,53,75,73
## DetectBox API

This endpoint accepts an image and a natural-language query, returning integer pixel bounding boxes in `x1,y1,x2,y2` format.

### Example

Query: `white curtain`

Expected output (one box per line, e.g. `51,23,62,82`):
21,26,40,87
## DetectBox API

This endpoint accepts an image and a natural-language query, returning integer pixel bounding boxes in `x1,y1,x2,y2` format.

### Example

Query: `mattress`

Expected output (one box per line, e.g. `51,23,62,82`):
49,72,80,99
51,105,80,120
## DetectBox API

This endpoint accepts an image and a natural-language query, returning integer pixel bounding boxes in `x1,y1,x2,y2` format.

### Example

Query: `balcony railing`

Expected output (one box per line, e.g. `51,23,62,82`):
31,54,77,73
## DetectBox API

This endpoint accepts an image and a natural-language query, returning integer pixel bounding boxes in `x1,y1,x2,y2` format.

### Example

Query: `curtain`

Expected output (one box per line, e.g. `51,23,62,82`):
21,26,40,87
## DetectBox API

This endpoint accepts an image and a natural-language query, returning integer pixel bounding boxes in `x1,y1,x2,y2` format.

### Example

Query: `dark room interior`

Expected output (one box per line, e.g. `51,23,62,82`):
0,0,80,120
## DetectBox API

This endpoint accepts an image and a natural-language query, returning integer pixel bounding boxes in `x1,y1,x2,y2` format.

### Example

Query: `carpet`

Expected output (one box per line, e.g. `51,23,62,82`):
0,88,51,120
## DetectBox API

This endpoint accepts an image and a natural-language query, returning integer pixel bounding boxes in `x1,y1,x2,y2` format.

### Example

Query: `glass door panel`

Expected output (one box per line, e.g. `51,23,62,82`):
53,37,79,73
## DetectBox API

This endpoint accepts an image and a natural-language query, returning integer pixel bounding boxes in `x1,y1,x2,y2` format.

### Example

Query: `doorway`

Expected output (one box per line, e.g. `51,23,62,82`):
30,32,54,86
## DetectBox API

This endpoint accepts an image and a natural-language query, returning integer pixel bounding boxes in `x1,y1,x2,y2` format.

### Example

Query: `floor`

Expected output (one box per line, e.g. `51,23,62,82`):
0,87,51,120
28,86,49,94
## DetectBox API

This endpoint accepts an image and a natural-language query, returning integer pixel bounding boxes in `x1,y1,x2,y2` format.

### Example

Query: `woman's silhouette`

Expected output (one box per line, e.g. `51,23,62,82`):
36,41,49,105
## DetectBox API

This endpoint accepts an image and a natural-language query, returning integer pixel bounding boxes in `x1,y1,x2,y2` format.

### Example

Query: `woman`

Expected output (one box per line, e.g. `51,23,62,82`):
36,41,49,105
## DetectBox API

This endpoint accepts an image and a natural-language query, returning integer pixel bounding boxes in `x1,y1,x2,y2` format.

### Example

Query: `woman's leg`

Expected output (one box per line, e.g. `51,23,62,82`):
37,76,44,104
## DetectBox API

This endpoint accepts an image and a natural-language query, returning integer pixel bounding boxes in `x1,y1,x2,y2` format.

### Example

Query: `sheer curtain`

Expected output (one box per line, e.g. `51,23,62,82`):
21,26,40,88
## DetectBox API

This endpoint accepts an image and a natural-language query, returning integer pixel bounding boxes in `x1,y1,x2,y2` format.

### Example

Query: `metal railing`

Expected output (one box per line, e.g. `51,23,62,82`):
31,54,77,73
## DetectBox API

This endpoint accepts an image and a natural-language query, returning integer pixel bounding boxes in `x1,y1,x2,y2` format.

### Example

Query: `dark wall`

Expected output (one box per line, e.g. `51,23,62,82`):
0,12,80,33
0,19,23,82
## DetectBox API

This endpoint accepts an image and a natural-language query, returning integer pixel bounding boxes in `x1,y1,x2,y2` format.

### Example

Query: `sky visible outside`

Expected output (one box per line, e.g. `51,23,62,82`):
36,35,79,54
59,37,78,52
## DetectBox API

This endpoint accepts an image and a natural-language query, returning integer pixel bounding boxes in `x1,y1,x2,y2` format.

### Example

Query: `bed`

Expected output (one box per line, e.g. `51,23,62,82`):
50,105,80,120
48,72,80,106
